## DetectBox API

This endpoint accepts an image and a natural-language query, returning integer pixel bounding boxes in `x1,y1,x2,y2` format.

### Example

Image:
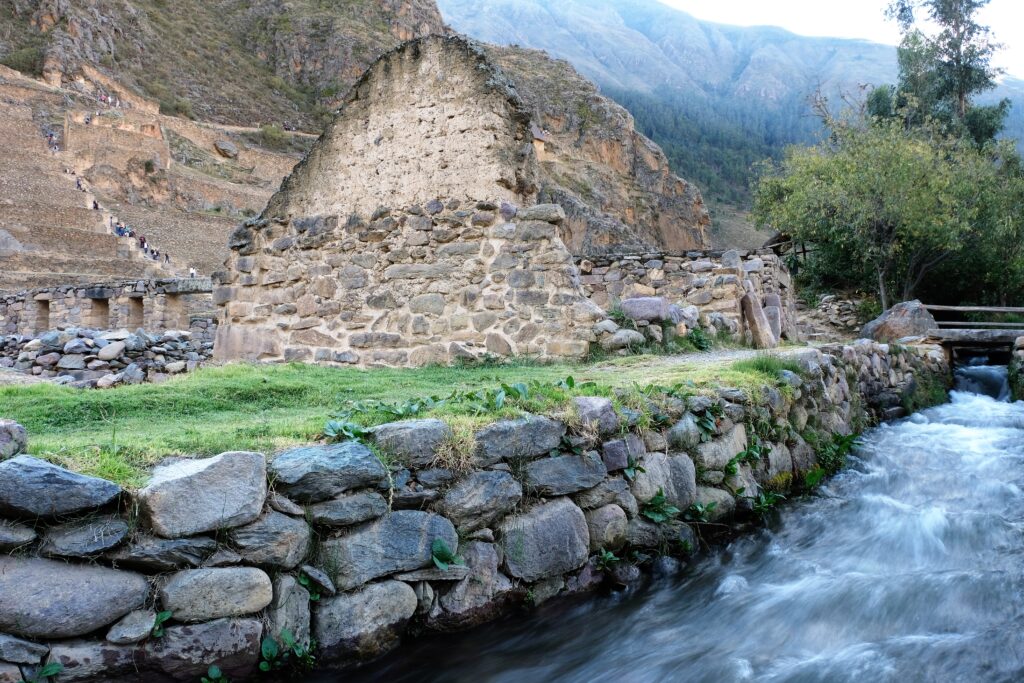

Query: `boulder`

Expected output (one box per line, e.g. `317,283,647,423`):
695,486,736,521
693,423,747,470
601,434,644,471
269,442,386,503
307,491,389,527
429,541,513,630
106,535,218,571
584,504,627,551
499,498,589,582
573,477,639,516
473,415,565,466
146,618,262,680
320,510,458,590
96,341,125,361
0,557,149,638
214,139,239,158
39,516,129,558
518,203,565,223
741,291,778,349
314,581,417,660
0,456,121,518
368,419,451,467
56,354,86,370
0,519,36,551
600,328,646,351
105,609,157,645
0,419,26,459
573,396,620,436
228,511,311,569
137,451,266,538
267,575,311,646
439,470,522,532
159,568,273,622
524,452,607,495
862,300,938,341
0,633,48,664
620,297,670,322
629,452,697,509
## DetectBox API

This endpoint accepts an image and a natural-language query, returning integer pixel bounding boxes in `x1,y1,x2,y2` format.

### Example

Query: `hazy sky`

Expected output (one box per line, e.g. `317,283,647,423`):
662,0,1024,78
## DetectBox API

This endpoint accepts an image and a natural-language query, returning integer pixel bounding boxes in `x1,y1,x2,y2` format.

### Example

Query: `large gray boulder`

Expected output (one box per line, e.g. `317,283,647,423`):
474,415,566,466
269,442,386,503
320,511,458,590
0,557,149,638
137,451,266,538
629,452,697,509
307,491,389,527
862,300,937,341
228,511,311,569
159,568,273,622
146,617,262,680
429,541,513,630
0,419,27,459
439,470,522,532
106,535,218,571
693,423,748,470
368,419,451,467
314,581,417,660
499,498,589,582
524,453,607,495
0,456,121,518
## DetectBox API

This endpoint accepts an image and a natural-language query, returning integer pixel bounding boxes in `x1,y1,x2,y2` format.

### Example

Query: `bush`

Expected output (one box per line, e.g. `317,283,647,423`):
2,47,44,77
732,353,804,380
259,123,287,149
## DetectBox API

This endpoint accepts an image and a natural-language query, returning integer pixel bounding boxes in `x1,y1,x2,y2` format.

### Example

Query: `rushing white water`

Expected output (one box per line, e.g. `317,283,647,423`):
329,365,1024,683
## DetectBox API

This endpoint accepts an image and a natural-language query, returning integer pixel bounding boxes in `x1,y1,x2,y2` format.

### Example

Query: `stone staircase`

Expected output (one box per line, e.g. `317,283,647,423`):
0,101,173,293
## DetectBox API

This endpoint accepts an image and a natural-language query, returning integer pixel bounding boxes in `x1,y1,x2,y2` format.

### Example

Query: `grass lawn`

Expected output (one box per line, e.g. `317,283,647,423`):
0,352,788,487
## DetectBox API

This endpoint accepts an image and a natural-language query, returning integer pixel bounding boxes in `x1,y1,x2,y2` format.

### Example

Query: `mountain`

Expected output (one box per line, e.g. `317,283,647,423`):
438,0,1024,212
0,0,446,129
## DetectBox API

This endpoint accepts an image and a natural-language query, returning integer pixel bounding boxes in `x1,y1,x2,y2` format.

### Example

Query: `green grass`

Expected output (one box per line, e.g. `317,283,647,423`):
730,353,805,381
1,355,778,487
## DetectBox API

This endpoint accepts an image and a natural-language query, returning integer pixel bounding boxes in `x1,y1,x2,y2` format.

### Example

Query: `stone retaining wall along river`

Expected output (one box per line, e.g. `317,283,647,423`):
0,341,949,682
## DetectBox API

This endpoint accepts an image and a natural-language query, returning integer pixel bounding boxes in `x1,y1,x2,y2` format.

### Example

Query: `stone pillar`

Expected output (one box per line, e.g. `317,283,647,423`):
741,291,777,349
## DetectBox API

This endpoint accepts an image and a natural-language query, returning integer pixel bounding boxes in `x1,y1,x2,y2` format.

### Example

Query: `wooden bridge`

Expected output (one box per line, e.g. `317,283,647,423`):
923,305,1024,359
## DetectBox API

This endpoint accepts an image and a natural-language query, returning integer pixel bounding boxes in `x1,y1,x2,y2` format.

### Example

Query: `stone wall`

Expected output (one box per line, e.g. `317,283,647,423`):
578,249,799,340
213,203,603,366
1011,336,1024,401
0,341,949,681
0,327,213,388
0,278,215,339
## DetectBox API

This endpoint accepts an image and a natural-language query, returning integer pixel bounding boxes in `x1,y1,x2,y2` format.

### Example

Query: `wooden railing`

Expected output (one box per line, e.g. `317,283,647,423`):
923,304,1024,344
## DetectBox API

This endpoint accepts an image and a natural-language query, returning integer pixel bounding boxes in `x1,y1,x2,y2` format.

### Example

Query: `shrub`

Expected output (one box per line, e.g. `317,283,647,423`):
259,123,287,149
2,46,44,77
732,353,803,381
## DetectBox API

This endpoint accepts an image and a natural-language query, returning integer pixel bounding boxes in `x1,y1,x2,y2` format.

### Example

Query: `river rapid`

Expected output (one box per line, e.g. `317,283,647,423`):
324,364,1024,683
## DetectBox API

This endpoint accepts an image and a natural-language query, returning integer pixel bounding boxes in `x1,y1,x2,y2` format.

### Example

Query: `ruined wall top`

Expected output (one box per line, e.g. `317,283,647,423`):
264,36,539,220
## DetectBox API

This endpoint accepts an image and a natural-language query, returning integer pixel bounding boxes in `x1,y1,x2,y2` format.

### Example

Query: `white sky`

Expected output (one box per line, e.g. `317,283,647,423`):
661,0,1024,79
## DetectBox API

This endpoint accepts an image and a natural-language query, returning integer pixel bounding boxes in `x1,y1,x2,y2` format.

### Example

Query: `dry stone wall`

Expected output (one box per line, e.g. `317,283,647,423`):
213,202,603,366
0,342,949,681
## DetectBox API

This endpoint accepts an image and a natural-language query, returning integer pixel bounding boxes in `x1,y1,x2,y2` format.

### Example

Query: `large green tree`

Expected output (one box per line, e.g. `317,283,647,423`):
882,0,1008,143
753,116,1021,308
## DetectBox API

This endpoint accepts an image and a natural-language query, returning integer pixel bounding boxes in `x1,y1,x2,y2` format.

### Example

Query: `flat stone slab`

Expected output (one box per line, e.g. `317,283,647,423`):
0,519,36,551
105,609,157,645
39,516,130,558
137,451,266,538
228,511,311,569
106,535,218,571
0,456,121,518
394,565,471,582
307,491,388,527
0,557,149,639
0,633,49,664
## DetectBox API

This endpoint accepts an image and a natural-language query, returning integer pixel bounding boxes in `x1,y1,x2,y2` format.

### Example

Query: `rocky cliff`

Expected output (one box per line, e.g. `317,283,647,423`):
2,0,446,128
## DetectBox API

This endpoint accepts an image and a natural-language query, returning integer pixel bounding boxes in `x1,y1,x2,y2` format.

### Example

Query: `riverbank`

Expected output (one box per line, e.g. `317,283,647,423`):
0,341,949,682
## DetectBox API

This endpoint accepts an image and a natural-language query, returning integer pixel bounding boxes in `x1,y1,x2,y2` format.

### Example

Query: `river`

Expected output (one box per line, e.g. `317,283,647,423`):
318,363,1024,683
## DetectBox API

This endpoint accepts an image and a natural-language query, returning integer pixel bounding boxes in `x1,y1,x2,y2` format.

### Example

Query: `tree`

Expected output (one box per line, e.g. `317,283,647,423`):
753,115,1007,309
887,0,1008,142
